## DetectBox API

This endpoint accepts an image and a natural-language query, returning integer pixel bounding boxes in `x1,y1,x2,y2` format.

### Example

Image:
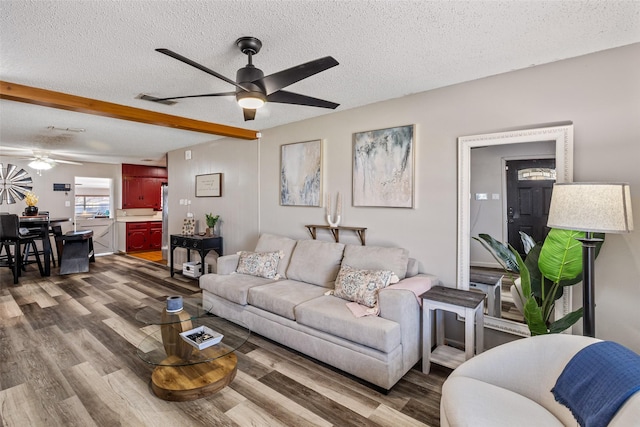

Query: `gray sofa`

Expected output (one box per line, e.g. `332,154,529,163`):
199,233,439,390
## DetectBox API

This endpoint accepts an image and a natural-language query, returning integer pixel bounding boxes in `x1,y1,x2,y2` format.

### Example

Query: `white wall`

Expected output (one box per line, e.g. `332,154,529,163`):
167,138,259,268
169,43,640,351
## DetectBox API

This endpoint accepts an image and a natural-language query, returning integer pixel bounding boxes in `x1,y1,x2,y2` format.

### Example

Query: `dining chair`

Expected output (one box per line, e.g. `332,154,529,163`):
0,214,44,283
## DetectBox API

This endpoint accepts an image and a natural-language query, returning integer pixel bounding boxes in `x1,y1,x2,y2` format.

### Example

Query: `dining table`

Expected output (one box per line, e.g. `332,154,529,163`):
19,215,71,276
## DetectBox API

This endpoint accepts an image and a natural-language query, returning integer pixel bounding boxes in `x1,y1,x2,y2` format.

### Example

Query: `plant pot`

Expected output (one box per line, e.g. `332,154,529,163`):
205,228,212,237
24,206,38,216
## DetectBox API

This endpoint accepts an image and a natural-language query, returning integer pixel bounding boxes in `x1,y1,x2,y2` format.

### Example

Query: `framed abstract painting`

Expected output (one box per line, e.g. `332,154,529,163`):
280,139,322,206
352,124,414,208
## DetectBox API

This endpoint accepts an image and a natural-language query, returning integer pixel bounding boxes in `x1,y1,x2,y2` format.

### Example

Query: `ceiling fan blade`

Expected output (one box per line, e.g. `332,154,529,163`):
260,56,339,95
53,159,83,165
142,92,235,103
267,90,339,109
243,108,257,121
156,49,251,92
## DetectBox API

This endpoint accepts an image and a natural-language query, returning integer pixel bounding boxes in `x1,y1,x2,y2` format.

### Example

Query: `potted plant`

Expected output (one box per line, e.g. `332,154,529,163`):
205,213,219,236
24,191,39,216
474,229,604,335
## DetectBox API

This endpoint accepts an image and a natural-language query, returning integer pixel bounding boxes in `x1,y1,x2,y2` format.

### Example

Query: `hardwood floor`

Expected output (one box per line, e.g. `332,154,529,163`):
0,254,449,426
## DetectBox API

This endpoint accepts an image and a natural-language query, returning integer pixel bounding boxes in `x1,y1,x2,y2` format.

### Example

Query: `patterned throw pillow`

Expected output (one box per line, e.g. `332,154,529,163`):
236,251,282,279
333,264,393,308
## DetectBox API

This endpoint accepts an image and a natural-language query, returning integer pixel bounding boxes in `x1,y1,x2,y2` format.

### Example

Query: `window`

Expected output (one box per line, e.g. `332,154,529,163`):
75,195,110,216
517,167,556,181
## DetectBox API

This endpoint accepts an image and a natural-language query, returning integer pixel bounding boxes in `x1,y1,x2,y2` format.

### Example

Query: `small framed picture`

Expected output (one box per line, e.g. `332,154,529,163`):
195,173,222,197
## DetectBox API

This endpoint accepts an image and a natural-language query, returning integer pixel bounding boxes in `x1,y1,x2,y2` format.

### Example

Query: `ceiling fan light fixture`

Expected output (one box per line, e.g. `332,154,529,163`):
28,159,53,170
236,91,266,109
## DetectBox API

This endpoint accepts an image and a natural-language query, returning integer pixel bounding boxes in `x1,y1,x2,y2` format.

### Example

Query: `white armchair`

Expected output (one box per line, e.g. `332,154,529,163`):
440,334,640,426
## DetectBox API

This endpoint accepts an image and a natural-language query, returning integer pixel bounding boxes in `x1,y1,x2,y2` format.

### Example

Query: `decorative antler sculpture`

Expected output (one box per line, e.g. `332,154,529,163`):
326,192,341,227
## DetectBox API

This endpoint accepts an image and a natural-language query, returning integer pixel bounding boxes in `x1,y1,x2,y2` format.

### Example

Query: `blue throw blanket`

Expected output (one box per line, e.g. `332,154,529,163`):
552,341,640,427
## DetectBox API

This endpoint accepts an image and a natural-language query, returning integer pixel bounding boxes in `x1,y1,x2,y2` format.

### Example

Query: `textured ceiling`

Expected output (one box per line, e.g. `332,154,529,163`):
1,0,639,166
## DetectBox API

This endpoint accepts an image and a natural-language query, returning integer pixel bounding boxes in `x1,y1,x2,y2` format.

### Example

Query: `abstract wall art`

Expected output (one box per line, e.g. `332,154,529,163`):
280,139,322,206
352,125,414,208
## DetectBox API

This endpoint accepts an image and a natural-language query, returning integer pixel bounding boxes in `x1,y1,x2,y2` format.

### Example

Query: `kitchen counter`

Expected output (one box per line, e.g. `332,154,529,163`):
116,216,162,223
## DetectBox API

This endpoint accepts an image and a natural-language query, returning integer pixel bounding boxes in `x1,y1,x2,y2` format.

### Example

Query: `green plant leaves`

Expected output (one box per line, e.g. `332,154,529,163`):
474,229,606,335
473,233,519,272
549,308,584,334
513,248,547,335
538,229,584,283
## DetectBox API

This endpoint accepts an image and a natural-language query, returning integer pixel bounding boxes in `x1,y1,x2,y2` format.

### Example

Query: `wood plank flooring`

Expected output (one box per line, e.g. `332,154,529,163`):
0,254,449,426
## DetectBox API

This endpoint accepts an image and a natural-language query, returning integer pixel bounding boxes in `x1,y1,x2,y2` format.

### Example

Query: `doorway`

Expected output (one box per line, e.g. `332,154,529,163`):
505,158,556,255
74,177,115,255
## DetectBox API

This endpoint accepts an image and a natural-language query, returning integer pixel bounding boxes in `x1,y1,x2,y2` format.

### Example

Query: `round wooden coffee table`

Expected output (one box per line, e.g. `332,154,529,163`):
135,298,250,401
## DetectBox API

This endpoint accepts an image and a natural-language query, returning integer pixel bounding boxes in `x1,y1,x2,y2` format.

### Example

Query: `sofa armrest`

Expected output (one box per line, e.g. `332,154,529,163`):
216,254,240,275
378,283,422,369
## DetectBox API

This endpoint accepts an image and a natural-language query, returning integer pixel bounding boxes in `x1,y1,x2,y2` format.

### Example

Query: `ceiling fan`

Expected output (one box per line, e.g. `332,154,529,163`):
143,36,340,121
3,149,83,171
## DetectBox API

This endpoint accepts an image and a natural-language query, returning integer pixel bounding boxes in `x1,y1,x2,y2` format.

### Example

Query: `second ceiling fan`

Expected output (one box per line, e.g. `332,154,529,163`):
146,36,340,121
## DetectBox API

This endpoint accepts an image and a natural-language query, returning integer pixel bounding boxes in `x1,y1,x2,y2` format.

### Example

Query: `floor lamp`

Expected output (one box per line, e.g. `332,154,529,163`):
547,183,634,337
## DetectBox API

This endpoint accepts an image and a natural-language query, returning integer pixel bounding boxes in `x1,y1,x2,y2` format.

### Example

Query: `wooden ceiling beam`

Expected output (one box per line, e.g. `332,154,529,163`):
0,81,258,140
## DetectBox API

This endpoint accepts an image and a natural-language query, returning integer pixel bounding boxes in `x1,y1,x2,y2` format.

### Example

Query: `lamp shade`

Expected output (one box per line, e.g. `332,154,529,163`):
547,183,633,233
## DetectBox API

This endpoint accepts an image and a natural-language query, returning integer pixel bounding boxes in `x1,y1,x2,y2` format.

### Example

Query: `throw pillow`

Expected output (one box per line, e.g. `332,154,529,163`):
236,251,283,279
333,264,393,308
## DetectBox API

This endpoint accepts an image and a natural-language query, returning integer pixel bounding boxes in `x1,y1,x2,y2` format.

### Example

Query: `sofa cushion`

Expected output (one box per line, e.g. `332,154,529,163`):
199,273,275,305
334,264,392,308
295,295,401,353
286,240,345,287
247,280,327,320
236,250,282,279
342,245,410,279
254,233,297,279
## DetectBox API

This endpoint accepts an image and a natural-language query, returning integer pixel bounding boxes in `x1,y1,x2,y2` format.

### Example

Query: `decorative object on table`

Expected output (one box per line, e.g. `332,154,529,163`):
280,139,322,206
326,192,342,227
353,124,414,208
195,173,222,197
166,295,183,312
0,163,33,204
474,229,605,336
205,213,220,236
182,217,195,235
23,191,39,215
182,261,206,278
547,182,633,337
180,325,224,350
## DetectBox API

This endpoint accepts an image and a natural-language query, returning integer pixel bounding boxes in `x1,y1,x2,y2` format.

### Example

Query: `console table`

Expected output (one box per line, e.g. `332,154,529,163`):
170,234,223,278
305,224,367,245
421,286,485,374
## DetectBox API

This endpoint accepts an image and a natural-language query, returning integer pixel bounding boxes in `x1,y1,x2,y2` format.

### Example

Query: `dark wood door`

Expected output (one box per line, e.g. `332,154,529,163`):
506,158,556,255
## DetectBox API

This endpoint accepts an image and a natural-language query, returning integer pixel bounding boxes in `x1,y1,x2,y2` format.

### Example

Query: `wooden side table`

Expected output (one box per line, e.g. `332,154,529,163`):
421,286,485,373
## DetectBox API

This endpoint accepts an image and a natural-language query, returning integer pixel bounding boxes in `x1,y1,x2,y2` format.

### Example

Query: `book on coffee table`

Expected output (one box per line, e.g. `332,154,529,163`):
179,326,223,350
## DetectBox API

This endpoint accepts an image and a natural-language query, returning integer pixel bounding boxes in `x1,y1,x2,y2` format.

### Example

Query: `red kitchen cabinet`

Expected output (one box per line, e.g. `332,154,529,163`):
122,164,167,210
126,222,149,252
149,222,163,250
126,221,163,252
